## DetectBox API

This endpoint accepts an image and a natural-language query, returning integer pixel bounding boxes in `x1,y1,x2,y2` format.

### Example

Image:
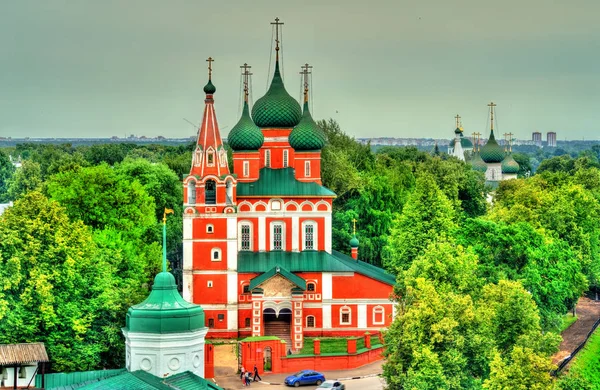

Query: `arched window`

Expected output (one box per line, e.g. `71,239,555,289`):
243,161,250,177
265,150,271,168
283,150,289,167
307,283,316,292
239,222,252,251
207,151,215,166
211,248,222,262
245,318,251,327
340,306,351,325
243,284,250,294
205,180,216,204
208,318,214,327
206,224,214,234
373,306,385,325
220,150,227,167
302,221,317,251
304,161,311,177
187,180,196,204
226,180,233,205
271,221,285,251
306,316,315,328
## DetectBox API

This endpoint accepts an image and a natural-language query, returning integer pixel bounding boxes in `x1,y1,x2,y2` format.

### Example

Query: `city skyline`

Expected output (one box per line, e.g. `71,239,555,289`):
1,0,599,140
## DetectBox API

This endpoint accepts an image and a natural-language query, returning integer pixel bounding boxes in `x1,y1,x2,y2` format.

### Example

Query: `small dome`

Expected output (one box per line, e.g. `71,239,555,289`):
480,130,505,163
448,136,474,149
502,153,520,174
228,101,264,151
252,61,302,128
203,79,216,94
454,127,462,135
350,235,359,248
470,152,488,172
289,102,326,151
126,272,205,334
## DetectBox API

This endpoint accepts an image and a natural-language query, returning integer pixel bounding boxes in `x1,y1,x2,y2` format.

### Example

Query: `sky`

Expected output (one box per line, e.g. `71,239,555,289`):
1,0,599,140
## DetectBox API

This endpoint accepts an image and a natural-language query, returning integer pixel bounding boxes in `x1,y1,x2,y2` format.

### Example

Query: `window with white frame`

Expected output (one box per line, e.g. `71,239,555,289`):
373,306,385,325
302,221,317,251
340,306,351,325
271,222,284,251
206,224,214,234
306,316,315,328
187,180,196,204
304,161,311,176
283,150,289,167
265,150,271,168
307,282,316,292
271,200,282,211
211,248,222,261
243,161,250,177
240,223,251,251
220,150,227,167
207,151,215,166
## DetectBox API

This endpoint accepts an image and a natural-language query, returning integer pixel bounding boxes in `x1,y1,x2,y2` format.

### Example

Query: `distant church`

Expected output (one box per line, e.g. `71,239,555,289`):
181,19,395,352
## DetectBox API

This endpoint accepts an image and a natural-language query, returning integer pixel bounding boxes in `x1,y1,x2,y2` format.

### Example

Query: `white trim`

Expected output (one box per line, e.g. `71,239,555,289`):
211,247,222,262
322,273,333,300
358,304,367,328
236,211,333,218
373,305,385,325
269,199,283,211
192,270,237,275
243,161,249,177
304,161,311,177
315,200,332,212
322,304,332,329
291,216,299,252
265,150,271,168
323,298,393,304
263,136,290,142
187,180,197,204
206,224,214,234
340,306,351,325
258,217,266,251
299,201,315,211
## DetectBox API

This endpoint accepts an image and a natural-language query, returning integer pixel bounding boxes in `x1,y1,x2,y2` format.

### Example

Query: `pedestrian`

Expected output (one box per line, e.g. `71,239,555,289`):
240,366,245,379
245,371,252,386
253,364,261,382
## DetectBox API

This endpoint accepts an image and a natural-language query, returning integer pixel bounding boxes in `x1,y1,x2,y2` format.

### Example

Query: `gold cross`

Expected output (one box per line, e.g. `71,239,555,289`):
300,63,313,102
455,114,461,129
488,102,496,130
352,218,357,235
271,17,284,52
206,57,214,79
240,63,252,101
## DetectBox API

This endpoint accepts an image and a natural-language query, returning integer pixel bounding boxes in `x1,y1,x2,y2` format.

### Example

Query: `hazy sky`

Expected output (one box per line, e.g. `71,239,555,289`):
1,0,599,140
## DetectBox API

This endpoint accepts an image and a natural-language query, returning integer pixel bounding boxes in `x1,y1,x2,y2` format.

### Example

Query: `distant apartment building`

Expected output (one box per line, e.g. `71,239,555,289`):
547,132,557,147
532,132,542,147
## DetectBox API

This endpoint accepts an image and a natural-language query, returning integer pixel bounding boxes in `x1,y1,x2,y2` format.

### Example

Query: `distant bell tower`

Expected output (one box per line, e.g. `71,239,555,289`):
182,58,239,337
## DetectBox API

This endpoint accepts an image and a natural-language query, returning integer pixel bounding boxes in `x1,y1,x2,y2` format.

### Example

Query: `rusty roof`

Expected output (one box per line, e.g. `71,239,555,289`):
0,343,49,365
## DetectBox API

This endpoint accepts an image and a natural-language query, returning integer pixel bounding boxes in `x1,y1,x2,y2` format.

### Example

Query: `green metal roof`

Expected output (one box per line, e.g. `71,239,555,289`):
237,167,336,198
249,265,306,290
470,152,488,172
480,130,505,163
289,101,326,151
252,60,302,128
501,153,520,174
203,79,216,95
448,133,474,149
350,235,359,248
36,369,126,389
78,370,221,390
126,272,206,334
228,101,264,151
238,250,395,285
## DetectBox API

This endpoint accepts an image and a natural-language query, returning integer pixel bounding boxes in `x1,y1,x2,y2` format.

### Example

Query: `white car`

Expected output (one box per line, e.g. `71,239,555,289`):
316,380,345,390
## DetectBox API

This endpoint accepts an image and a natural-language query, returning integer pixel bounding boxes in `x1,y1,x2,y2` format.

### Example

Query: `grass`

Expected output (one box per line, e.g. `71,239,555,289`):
559,313,578,333
563,326,600,389
298,337,351,355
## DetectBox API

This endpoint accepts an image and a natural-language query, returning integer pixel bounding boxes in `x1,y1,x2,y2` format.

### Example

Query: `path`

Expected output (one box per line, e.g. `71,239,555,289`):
552,297,600,365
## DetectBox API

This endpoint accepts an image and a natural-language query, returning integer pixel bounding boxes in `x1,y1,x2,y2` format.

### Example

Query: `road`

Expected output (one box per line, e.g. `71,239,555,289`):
344,376,386,390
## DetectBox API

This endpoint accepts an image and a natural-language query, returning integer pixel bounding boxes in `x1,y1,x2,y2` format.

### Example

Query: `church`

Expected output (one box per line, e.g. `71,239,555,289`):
181,20,395,352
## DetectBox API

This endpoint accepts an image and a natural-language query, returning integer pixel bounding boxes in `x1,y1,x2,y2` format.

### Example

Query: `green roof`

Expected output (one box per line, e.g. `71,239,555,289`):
350,235,359,248
238,250,395,285
126,272,206,334
237,167,336,198
470,152,488,172
228,101,264,151
502,153,520,174
480,130,505,163
78,370,221,390
249,265,306,290
203,79,216,95
252,60,302,128
36,369,126,389
289,101,326,151
448,133,474,149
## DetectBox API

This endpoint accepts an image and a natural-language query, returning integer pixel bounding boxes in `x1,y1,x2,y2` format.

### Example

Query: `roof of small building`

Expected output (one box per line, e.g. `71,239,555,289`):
238,250,395,285
0,342,49,365
236,167,336,198
249,265,307,290
78,370,221,390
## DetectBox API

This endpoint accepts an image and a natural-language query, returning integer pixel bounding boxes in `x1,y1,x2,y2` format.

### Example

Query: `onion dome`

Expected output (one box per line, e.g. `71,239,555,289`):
203,79,216,94
502,153,520,174
126,271,205,334
448,132,474,149
289,101,326,150
480,130,505,163
350,235,359,248
470,152,488,172
227,101,264,151
252,61,302,128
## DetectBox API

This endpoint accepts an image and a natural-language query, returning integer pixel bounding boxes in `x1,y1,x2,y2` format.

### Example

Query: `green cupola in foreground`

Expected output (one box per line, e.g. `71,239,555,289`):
228,100,264,151
470,151,488,172
502,153,520,174
290,101,326,151
125,209,205,334
480,102,505,163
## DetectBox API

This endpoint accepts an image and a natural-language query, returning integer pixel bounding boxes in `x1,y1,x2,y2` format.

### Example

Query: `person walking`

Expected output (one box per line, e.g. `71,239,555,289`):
245,371,252,386
241,366,246,386
253,364,262,382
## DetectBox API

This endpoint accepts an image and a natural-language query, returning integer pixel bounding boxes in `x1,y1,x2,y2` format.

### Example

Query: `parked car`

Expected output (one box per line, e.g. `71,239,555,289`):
317,380,345,389
284,370,325,387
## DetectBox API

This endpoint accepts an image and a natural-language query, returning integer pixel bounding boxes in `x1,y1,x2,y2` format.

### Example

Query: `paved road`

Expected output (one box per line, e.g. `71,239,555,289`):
344,376,386,390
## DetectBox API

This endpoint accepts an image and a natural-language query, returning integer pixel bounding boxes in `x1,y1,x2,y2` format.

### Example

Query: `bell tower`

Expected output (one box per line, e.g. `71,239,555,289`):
182,58,239,337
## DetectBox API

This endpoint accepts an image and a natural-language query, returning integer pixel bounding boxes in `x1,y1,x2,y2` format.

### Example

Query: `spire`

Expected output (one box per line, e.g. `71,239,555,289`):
271,17,284,62
455,114,461,129
480,102,505,163
190,58,230,177
350,218,359,259
301,63,313,103
290,63,325,151
488,101,496,133
162,208,174,272
228,64,264,151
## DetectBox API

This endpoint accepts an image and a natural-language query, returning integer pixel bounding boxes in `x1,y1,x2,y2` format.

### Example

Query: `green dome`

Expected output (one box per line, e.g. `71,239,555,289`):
470,152,488,172
252,61,302,128
350,235,359,248
125,272,205,334
448,133,474,149
289,102,326,151
228,101,264,151
480,130,505,163
502,153,520,174
203,79,216,94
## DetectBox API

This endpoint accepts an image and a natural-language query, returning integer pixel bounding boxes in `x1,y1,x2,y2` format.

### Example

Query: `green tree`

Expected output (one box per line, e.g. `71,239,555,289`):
483,347,555,390
7,160,42,200
0,151,15,202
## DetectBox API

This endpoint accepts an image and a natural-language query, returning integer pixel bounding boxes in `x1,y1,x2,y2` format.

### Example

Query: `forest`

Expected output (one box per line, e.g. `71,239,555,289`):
1,121,600,388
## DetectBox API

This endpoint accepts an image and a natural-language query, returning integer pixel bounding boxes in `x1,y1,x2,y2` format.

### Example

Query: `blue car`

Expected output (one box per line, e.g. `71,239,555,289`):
284,370,326,387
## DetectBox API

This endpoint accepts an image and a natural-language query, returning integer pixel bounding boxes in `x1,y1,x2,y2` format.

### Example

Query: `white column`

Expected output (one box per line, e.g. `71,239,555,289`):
227,306,238,331
292,216,300,252
227,272,237,304
258,216,266,251
322,273,333,300
322,304,332,329
324,214,332,253
182,217,194,302
358,304,367,329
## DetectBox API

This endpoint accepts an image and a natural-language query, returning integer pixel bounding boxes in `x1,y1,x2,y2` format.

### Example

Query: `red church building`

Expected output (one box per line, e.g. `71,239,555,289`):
182,21,395,351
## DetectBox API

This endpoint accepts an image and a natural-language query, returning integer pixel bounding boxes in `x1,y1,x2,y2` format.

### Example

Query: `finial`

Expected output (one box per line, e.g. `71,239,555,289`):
352,218,357,236
488,102,497,131
240,63,252,103
455,114,461,129
271,17,284,60
300,63,313,103
162,208,174,273
206,57,214,80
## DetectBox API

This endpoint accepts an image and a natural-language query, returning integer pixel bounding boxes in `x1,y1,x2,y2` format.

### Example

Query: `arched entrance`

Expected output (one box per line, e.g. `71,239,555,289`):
263,307,292,351
205,180,216,204
263,347,272,372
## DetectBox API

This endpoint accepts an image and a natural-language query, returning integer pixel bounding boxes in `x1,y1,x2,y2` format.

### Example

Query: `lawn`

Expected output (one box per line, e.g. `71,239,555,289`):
297,337,352,355
559,313,578,333
564,326,600,389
